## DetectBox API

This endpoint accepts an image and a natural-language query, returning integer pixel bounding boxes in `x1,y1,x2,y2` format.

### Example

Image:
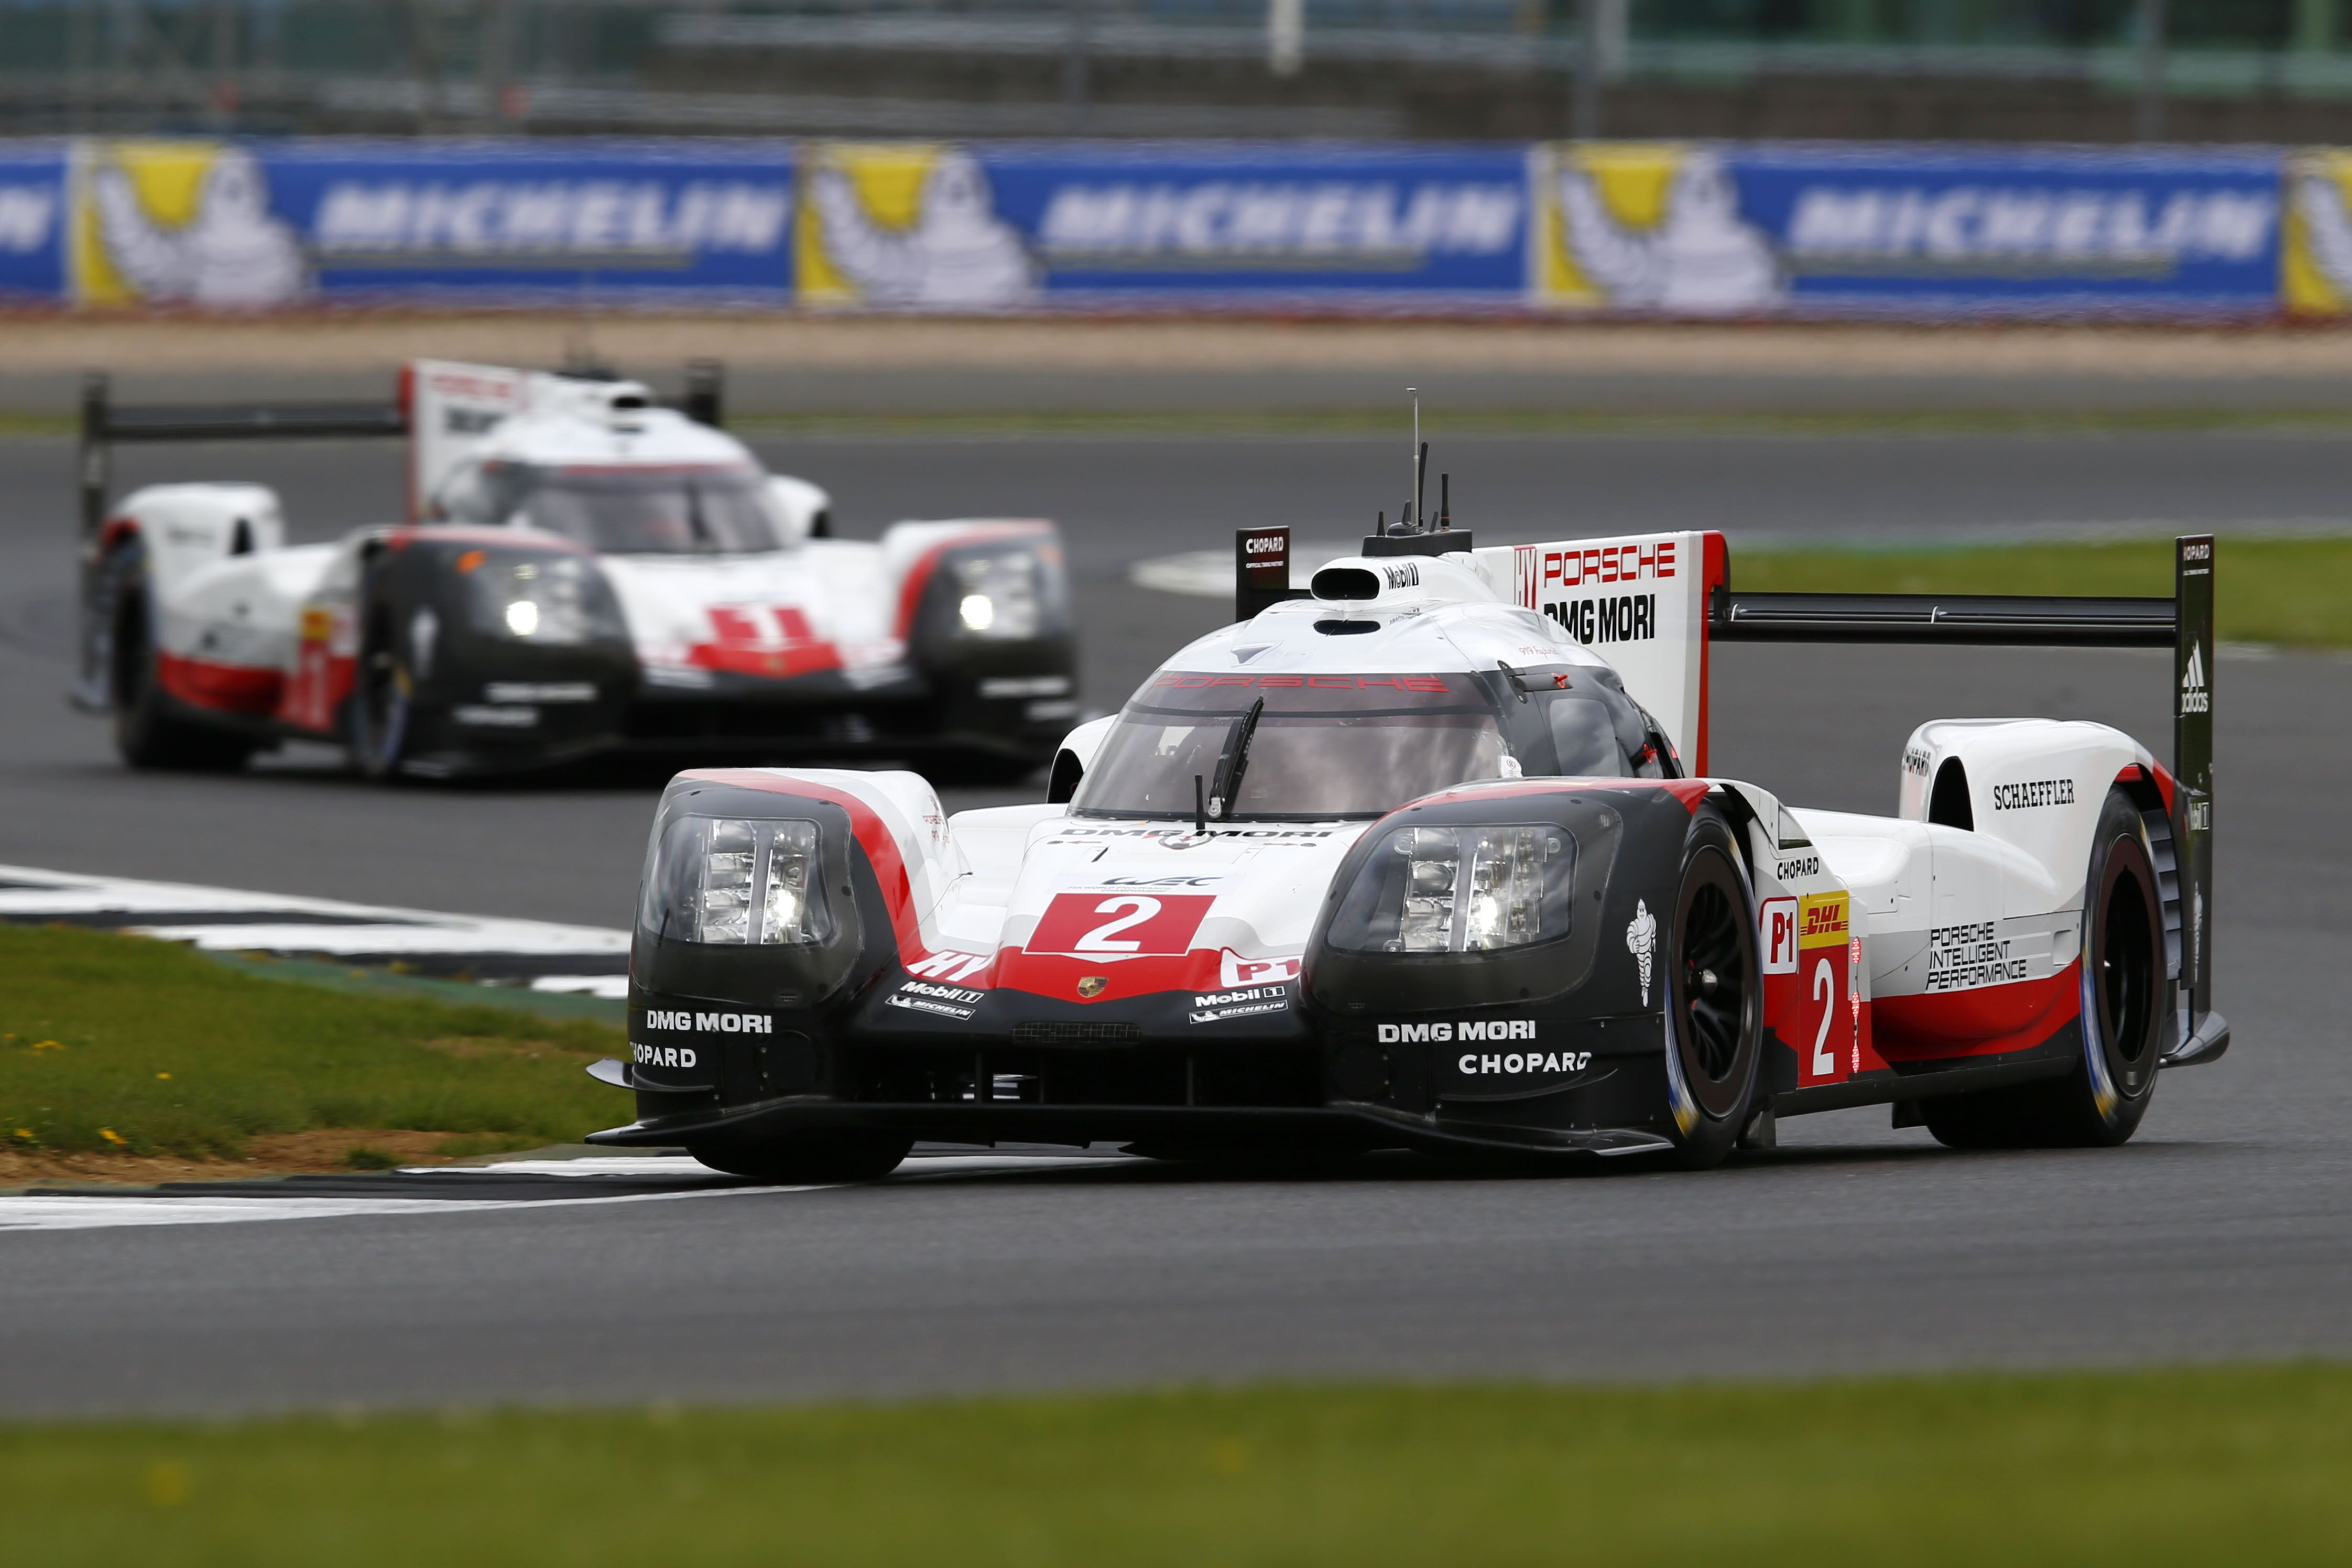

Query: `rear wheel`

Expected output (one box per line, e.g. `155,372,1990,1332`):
1923,788,2166,1150
1661,811,1762,1169
108,543,254,772
688,1131,913,1184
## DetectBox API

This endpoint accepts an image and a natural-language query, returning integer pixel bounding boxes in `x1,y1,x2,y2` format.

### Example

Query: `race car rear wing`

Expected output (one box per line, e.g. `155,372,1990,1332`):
1236,526,2223,1070
72,360,727,709
1709,538,2220,1068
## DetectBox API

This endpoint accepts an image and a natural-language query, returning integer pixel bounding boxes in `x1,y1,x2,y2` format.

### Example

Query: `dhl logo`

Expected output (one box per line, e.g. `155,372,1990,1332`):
1799,892,1849,949
299,608,335,643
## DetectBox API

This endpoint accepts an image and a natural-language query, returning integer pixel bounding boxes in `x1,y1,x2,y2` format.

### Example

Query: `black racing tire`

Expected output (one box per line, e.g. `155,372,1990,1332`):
1660,809,1763,1170
1923,787,2166,1150
347,594,416,782
108,542,255,772
687,1131,913,1184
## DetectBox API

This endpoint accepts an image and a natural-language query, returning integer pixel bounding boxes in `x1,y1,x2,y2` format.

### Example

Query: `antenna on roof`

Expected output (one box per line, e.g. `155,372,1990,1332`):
1438,473,1451,531
1407,387,1420,531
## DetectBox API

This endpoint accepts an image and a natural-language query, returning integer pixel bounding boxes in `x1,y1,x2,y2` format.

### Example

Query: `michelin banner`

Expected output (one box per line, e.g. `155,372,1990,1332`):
68,139,794,309
1531,141,2283,317
10,134,2335,317
797,141,1527,310
0,143,65,302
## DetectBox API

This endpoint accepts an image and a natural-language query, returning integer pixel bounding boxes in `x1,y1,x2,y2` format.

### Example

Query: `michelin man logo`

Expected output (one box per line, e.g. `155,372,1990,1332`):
91,146,307,308
1550,148,1781,315
1626,898,1657,1008
809,150,1036,310
2291,158,2352,313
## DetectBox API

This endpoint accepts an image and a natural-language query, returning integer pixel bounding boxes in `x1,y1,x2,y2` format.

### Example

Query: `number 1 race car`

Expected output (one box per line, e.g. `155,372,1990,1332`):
586,516,2226,1180
73,360,1076,780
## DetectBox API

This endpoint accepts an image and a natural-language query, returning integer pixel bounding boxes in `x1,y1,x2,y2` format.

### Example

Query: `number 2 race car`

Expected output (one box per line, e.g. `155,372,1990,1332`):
587,509,2226,1181
72,361,1076,780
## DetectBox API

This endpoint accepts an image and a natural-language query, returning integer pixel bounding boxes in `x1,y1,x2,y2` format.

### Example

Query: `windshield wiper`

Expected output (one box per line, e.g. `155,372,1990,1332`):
1207,697,1265,820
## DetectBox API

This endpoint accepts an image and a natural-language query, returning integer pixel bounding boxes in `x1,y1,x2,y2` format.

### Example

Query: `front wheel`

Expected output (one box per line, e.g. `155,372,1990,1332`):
1659,810,1762,1169
688,1131,913,1184
347,602,415,781
1923,787,2166,1150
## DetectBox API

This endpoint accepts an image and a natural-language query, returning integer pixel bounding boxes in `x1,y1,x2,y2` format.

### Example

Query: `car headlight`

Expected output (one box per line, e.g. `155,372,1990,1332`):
640,816,833,946
1327,823,1578,955
462,552,623,646
951,549,1045,640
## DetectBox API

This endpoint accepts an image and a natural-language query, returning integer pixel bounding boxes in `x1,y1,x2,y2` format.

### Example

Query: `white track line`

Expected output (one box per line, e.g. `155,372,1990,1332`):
0,1153,1141,1232
1131,543,1354,598
0,863,627,962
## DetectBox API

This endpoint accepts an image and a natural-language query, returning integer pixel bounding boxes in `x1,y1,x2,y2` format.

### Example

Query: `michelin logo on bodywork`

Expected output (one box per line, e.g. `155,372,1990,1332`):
887,979,986,1021
1190,985,1292,1024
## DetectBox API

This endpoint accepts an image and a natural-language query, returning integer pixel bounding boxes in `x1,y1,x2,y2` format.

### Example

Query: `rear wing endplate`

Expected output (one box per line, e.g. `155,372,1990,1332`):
1711,543,2220,1069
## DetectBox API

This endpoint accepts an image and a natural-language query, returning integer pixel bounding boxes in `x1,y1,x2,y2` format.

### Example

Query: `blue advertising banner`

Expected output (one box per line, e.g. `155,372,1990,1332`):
797,142,1527,310
0,143,66,301
1531,142,2283,317
23,135,2301,316
71,140,794,309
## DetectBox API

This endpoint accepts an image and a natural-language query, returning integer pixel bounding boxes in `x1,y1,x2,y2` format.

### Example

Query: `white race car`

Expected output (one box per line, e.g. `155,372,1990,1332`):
586,516,2226,1180
74,360,1076,780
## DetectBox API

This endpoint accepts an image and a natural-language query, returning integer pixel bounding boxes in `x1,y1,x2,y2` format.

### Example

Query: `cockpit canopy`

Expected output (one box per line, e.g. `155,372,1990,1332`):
1071,665,1675,822
428,459,788,555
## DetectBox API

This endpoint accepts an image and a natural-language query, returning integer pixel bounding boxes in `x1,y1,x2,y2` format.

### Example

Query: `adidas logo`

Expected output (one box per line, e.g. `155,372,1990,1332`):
2180,644,2211,715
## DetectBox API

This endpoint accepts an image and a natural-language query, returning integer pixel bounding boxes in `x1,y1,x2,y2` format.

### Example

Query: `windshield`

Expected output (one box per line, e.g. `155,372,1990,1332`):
433,462,785,555
1072,674,1510,821
1071,668,1672,821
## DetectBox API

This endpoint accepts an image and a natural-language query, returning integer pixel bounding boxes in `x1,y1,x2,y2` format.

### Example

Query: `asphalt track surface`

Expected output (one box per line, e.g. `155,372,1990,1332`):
0,426,2346,1415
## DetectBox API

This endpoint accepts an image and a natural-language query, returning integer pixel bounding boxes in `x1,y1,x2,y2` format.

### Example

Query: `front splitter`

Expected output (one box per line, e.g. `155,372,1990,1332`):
587,1097,1674,1160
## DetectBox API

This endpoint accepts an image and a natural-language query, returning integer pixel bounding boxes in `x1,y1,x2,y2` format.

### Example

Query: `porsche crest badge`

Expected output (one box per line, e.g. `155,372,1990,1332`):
1077,976,1109,999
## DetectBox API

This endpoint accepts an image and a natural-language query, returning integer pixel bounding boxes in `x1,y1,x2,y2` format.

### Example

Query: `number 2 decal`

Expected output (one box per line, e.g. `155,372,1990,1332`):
1811,957,1837,1077
1074,896,1161,953
1026,891,1218,959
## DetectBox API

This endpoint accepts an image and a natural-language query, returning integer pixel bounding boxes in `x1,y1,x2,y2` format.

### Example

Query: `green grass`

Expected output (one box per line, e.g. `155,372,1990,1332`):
1736,535,2352,649
6,1367,2352,1565
0,924,626,1160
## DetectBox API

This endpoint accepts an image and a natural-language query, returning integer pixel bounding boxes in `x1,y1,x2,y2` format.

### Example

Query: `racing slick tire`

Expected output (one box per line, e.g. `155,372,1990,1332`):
1923,787,2165,1150
107,541,256,772
687,1131,914,1184
347,571,424,782
1661,810,1764,1170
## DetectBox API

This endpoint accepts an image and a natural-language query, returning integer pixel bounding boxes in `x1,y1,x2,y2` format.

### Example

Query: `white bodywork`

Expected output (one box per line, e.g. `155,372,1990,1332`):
724,537,2165,1074
106,359,1054,729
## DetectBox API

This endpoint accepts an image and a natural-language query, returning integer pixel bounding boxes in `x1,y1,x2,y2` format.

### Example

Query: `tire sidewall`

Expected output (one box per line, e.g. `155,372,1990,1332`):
2079,791,2166,1136
347,570,413,781
1662,810,1763,1167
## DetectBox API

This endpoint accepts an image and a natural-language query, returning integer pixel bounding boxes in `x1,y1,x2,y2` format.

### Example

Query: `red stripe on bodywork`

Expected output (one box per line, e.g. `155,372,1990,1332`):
992,949,1224,1003
890,521,1054,639
1409,777,1713,815
687,769,938,975
1870,960,2081,1061
157,652,284,716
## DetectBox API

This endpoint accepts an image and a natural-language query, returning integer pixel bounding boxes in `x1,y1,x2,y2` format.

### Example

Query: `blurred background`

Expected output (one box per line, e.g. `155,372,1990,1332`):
5,0,2350,143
